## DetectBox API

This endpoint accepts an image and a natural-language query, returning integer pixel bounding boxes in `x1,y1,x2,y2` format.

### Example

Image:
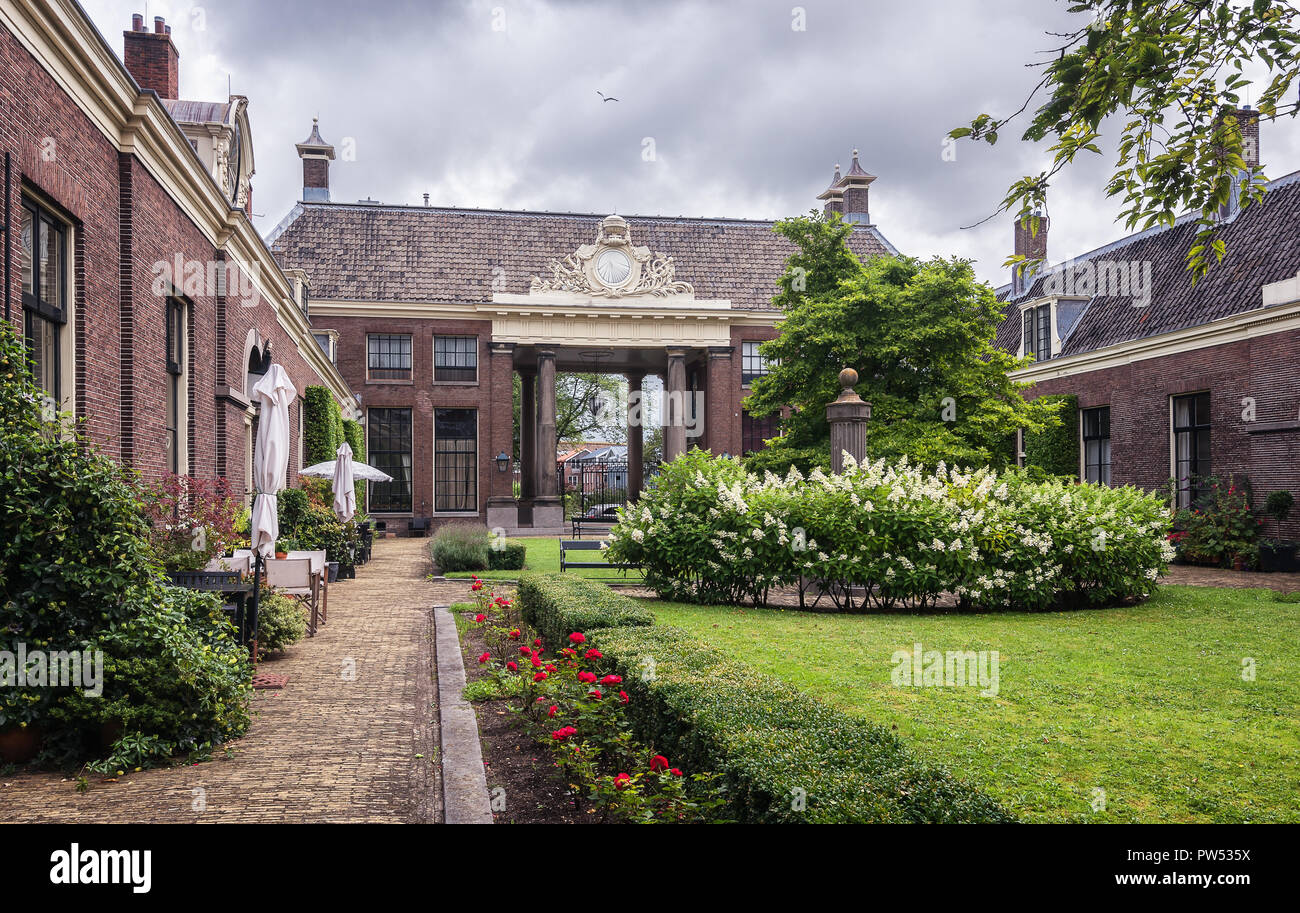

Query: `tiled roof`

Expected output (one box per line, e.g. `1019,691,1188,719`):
161,99,232,125
268,203,896,310
995,171,1300,356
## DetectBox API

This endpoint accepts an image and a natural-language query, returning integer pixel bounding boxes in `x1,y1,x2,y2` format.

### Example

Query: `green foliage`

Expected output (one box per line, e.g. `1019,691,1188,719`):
951,0,1298,279
591,624,1012,823
1171,477,1262,567
607,449,1173,611
516,574,654,649
138,475,245,571
254,591,307,658
1023,395,1079,479
277,482,353,563
487,542,527,571
302,386,343,467
1264,490,1294,525
429,522,490,572
745,213,1059,471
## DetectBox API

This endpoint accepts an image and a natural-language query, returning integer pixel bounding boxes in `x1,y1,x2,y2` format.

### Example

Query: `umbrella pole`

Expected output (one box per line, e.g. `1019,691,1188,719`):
250,551,262,664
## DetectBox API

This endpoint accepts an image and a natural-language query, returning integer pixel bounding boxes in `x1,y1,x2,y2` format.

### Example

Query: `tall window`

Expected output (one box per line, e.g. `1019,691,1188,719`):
741,341,774,386
1172,392,1211,509
20,199,68,407
1081,406,1111,485
434,408,477,512
434,335,477,382
368,408,412,512
165,298,186,474
367,333,411,381
742,410,779,454
1022,304,1052,361
313,332,334,362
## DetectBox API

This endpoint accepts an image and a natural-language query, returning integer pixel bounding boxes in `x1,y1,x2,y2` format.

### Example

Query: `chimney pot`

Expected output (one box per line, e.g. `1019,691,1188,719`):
125,15,180,98
131,13,143,31
154,16,165,33
1013,212,1049,294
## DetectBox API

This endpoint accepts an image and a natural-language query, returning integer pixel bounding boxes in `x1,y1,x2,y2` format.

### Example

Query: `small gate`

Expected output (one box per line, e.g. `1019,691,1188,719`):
559,459,659,520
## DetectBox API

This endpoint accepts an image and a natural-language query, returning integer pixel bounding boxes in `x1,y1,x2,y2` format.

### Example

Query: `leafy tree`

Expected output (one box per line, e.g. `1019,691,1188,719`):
951,0,1299,279
745,213,1061,473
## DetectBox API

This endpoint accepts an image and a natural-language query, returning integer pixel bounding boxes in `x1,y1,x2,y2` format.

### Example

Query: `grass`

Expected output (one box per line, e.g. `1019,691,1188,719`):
645,585,1300,823
442,536,643,582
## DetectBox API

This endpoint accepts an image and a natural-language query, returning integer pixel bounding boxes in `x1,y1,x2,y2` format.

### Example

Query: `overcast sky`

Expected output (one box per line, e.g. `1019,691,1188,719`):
82,0,1300,287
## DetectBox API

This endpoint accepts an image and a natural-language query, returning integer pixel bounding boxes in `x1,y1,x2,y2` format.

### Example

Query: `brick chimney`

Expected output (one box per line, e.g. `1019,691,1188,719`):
1215,106,1260,219
1012,213,1048,295
839,149,876,224
816,163,843,217
296,119,335,203
123,15,179,99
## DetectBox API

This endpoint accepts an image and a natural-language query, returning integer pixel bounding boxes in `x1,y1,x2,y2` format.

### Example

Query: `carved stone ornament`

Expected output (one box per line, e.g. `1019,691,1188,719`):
530,215,694,298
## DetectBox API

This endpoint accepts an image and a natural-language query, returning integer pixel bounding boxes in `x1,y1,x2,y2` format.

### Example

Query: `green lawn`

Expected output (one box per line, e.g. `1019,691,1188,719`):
646,586,1300,823
441,536,643,582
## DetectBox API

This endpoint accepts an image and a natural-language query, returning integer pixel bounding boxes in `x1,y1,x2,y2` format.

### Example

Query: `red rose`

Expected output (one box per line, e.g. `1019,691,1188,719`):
534,672,547,682
547,705,558,718
474,613,486,623
533,638,543,647
578,671,597,683
509,629,521,640
584,649,603,659
649,755,669,772
530,656,542,668
545,664,557,672
477,652,490,664
471,581,483,591
600,674,622,685
519,646,532,656
588,689,602,700
670,768,683,777
569,632,586,644
551,726,577,741
619,690,629,704
613,773,630,790
506,661,518,671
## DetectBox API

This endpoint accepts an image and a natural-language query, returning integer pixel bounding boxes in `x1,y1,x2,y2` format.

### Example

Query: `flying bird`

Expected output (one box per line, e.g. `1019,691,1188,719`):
597,91,619,103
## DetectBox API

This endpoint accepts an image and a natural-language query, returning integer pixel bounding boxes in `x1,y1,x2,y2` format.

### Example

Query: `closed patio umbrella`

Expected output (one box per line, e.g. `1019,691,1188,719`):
249,363,297,557
332,441,356,522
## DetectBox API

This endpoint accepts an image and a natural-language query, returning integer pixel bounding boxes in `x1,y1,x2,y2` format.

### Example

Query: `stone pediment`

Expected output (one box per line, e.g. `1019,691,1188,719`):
529,215,694,299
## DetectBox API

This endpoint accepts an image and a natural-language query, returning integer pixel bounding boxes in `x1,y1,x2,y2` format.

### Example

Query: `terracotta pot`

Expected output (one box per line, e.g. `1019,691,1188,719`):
0,725,43,764
275,551,288,560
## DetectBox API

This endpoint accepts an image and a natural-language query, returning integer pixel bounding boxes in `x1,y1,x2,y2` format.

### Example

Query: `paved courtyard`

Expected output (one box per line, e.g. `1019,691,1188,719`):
0,538,468,823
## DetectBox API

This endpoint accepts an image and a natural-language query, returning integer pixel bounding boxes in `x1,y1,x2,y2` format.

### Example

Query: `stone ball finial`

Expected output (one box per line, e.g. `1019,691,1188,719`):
839,367,858,389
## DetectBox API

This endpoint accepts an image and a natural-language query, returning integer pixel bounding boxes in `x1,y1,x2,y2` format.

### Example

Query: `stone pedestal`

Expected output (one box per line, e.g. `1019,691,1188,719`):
826,367,870,473
533,349,561,523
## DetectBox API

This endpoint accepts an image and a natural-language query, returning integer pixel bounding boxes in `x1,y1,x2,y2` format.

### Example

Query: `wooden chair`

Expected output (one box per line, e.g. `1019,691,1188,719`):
265,557,320,636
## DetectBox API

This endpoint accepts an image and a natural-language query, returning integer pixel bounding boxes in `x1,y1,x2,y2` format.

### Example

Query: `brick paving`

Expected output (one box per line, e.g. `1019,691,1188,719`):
0,538,472,823
1160,563,1300,592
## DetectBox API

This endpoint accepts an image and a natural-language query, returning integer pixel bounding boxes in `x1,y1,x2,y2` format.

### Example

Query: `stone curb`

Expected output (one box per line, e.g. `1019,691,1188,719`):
433,603,494,824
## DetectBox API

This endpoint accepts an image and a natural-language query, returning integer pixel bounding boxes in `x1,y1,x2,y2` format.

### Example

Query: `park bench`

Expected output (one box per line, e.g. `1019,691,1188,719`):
559,539,638,577
570,517,616,539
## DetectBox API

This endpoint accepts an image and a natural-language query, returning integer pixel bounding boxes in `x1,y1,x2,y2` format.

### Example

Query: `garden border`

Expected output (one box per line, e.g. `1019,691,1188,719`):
433,603,494,824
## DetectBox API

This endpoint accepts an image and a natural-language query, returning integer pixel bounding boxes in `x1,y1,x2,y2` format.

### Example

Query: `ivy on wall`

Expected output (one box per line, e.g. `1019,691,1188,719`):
303,386,343,467
1024,394,1079,480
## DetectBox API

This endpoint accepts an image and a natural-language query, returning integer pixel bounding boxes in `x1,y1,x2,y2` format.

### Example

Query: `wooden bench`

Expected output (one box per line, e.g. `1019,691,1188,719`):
559,539,637,575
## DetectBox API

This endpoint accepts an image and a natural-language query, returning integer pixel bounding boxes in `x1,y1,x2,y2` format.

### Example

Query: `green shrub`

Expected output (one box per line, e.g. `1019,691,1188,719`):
516,573,654,649
488,541,527,571
277,483,353,563
1171,476,1261,567
255,591,307,658
1023,394,1078,479
430,522,490,572
302,386,343,466
607,448,1173,611
590,624,1012,823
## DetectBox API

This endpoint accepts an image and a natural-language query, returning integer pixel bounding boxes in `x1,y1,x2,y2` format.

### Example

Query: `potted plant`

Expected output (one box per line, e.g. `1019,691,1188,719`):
1259,491,1297,572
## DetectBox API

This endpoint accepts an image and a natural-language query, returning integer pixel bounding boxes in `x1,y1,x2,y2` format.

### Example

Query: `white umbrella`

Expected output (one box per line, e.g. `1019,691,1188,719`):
300,460,393,482
332,441,356,522
249,364,297,558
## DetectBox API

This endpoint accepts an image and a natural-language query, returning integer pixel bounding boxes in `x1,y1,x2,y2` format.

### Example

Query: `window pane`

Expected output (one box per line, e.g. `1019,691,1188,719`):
1174,396,1191,427
24,311,59,404
1022,310,1033,357
368,335,412,380
1036,306,1051,359
434,408,477,512
166,374,178,474
742,341,771,385
434,336,477,382
20,207,34,298
368,408,412,511
40,217,62,315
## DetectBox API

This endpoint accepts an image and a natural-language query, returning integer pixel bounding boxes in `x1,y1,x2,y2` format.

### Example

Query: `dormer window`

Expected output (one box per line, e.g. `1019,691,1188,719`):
1021,301,1055,361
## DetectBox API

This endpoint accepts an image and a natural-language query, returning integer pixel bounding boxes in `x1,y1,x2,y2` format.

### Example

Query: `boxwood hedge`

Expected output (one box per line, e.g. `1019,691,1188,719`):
515,573,1012,823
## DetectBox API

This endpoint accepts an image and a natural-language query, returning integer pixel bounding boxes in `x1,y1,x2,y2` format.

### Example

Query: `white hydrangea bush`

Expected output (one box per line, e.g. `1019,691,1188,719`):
606,449,1173,611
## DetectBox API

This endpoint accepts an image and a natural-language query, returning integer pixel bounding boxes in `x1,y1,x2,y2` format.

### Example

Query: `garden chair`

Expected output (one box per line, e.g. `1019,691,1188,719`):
287,549,328,625
205,554,250,576
265,557,320,636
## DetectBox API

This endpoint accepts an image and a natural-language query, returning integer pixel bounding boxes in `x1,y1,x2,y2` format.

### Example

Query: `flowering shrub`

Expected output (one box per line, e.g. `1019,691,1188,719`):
606,449,1173,611
466,580,725,823
1170,477,1262,568
139,475,245,572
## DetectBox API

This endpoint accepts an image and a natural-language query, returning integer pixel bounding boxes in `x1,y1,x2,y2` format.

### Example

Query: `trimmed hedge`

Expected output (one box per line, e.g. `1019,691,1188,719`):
516,573,654,649
488,542,527,571
303,385,343,467
514,572,1011,823
592,624,1013,823
1024,394,1079,479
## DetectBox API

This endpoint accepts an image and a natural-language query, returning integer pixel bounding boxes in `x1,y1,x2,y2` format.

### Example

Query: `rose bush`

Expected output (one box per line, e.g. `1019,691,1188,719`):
606,449,1174,611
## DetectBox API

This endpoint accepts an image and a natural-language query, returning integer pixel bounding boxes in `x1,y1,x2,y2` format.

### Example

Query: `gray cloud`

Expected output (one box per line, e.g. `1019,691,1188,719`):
81,0,1300,286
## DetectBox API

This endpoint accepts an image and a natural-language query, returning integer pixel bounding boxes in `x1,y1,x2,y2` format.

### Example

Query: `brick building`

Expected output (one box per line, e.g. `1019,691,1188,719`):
1,2,356,500
995,116,1300,534
270,148,896,532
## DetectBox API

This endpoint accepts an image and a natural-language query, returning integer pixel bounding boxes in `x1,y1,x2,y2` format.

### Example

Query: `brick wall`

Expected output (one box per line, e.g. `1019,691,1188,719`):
1025,329,1300,537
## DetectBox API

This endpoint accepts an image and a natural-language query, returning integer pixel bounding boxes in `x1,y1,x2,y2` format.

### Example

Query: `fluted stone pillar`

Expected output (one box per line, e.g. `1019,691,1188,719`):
519,368,536,504
533,349,563,528
826,367,870,473
627,372,644,499
663,347,688,462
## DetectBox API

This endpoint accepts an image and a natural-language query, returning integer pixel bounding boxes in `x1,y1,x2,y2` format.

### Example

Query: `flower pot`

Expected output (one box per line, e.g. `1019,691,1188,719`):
1259,541,1299,573
327,561,339,583
275,551,288,560
0,725,43,764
